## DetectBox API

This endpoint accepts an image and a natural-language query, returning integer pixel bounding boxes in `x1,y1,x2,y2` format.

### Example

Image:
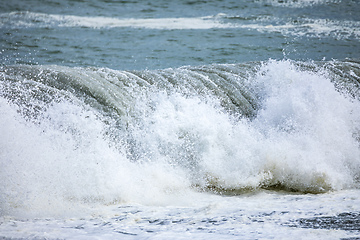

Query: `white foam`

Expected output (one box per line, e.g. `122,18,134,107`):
257,0,342,8
1,60,360,218
126,60,360,193
251,60,360,190
2,11,358,40
0,96,194,218
243,17,360,39
0,11,234,30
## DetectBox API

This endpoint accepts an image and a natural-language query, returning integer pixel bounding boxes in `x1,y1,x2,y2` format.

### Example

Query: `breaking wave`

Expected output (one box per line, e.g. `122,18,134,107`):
1,59,360,217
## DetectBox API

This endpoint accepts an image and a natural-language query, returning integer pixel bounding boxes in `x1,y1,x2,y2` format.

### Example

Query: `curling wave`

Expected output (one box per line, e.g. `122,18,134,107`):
1,59,360,216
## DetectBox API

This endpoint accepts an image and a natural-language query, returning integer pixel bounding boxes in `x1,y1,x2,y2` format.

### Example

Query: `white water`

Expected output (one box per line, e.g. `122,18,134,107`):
0,60,360,239
1,60,359,216
259,0,342,8
2,12,359,40
0,12,234,29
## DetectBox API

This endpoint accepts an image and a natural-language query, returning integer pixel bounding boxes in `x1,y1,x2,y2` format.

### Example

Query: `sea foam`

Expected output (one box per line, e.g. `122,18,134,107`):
1,60,359,218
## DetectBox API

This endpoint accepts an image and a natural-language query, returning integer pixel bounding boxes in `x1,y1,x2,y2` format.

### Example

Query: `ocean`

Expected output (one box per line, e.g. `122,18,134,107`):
1,0,360,239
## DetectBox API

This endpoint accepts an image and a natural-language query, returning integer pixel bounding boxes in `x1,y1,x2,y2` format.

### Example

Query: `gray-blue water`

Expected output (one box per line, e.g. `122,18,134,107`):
1,0,359,70
1,0,360,239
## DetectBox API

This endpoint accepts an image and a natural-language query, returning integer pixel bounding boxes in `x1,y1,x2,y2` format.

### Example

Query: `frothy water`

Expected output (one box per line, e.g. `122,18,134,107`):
0,12,234,30
1,60,360,221
258,0,342,8
2,11,359,40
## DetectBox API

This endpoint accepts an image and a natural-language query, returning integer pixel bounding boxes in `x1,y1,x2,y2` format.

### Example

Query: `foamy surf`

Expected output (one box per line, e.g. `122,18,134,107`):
1,59,360,219
1,11,359,40
258,0,342,7
0,11,234,30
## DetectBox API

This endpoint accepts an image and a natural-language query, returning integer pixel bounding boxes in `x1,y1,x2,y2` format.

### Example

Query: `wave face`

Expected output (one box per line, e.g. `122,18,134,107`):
1,59,360,216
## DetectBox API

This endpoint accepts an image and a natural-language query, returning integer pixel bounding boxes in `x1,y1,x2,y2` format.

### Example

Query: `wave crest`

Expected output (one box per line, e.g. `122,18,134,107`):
1,60,360,217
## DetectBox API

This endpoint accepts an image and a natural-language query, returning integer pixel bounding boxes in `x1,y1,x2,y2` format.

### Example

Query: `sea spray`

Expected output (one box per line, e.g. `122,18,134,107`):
252,60,360,191
1,60,360,218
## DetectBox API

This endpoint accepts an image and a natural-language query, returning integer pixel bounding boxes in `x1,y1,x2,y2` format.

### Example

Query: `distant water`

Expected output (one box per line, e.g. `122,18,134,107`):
1,0,360,239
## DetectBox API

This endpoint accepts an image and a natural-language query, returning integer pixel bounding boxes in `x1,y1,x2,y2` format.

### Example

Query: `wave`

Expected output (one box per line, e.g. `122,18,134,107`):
1,11,359,39
1,59,360,217
248,17,360,40
257,0,342,8
0,11,235,30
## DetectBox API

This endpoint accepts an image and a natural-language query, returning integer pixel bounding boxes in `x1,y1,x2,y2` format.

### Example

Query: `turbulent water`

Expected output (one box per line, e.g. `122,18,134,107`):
1,0,360,239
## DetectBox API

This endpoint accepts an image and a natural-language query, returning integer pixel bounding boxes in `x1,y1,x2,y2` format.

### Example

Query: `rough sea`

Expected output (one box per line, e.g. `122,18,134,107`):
1,0,360,239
